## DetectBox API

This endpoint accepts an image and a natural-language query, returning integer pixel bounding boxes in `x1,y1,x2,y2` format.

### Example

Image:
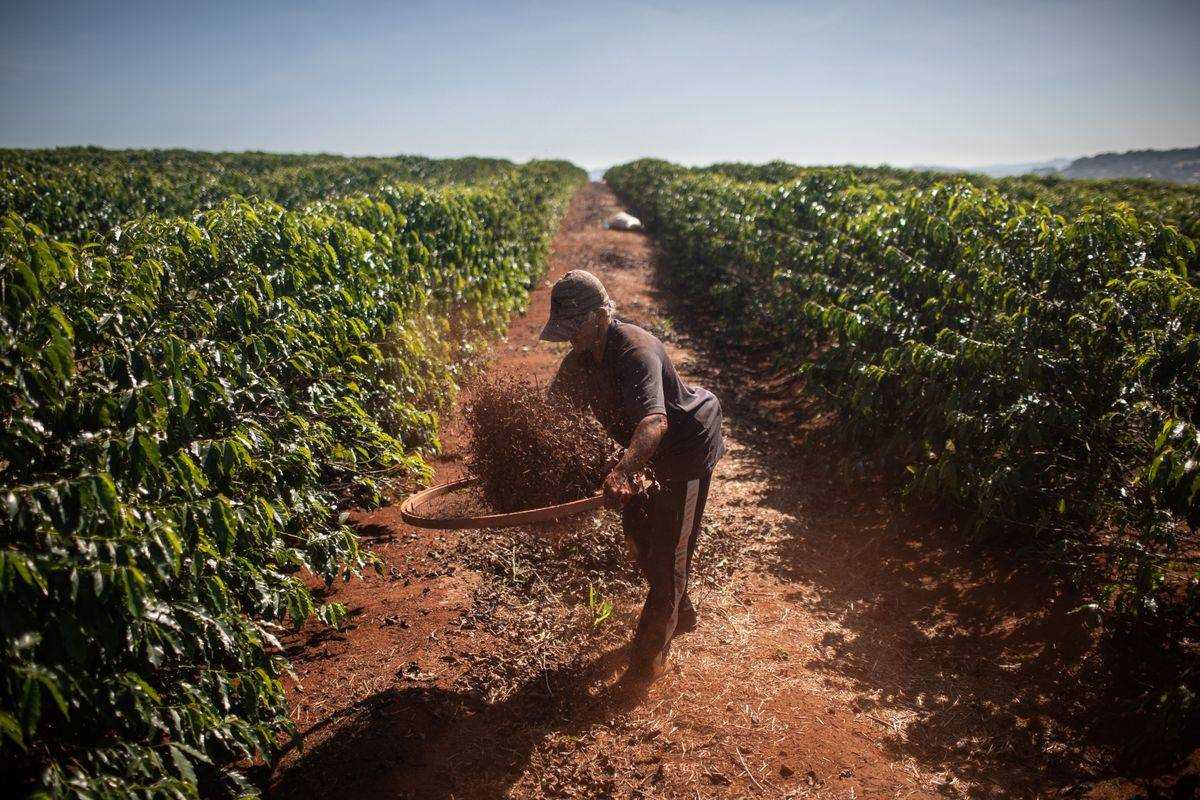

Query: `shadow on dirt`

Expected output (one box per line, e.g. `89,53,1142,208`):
271,645,638,799
633,251,1196,798
352,520,398,541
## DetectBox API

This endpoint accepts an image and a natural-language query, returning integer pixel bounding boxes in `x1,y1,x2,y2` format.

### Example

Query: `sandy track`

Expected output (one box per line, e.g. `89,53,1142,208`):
270,184,1193,800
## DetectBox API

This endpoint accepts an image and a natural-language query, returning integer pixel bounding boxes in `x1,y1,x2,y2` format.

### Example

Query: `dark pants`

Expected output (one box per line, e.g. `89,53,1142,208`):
622,472,713,671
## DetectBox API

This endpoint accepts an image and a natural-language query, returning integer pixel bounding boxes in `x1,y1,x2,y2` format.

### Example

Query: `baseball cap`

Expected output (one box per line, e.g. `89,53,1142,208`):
539,270,611,342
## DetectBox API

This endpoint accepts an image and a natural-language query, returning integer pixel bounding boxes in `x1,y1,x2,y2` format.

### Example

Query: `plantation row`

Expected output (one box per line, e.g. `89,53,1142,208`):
607,159,1199,729
0,147,521,242
1,158,585,797
696,159,1200,259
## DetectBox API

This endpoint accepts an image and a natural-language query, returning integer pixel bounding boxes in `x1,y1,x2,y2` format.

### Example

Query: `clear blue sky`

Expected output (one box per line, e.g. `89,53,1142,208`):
1,0,1197,169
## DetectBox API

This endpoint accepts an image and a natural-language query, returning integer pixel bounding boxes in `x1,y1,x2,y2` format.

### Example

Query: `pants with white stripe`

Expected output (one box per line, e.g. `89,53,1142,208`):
622,471,714,671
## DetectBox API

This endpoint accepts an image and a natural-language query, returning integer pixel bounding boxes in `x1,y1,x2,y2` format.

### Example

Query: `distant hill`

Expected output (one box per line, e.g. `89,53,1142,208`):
970,158,1072,178
919,146,1200,184
910,158,1071,178
1059,146,1200,183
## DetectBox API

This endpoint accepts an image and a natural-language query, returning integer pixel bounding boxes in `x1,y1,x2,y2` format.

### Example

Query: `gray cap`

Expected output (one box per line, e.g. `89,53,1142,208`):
539,270,611,342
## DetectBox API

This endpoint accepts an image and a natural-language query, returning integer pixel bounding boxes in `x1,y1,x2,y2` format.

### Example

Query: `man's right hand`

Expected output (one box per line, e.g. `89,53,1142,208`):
602,469,636,509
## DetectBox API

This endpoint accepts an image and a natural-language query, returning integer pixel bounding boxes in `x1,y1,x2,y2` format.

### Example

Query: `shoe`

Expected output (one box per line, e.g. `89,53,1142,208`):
623,643,671,686
673,606,698,638
620,658,667,687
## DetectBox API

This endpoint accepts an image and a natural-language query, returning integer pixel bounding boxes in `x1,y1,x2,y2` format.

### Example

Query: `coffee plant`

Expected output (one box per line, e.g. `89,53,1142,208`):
608,158,1199,735
0,147,523,242
695,159,1200,270
0,157,584,797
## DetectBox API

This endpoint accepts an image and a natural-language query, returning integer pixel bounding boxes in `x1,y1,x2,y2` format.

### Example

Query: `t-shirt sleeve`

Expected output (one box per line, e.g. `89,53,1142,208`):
617,347,667,421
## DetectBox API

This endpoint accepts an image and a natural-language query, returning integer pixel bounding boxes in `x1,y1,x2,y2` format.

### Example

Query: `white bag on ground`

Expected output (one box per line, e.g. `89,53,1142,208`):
606,211,643,231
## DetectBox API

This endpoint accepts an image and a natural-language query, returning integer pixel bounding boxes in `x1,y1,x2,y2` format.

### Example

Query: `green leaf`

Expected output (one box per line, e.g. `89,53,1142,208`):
0,710,24,748
169,743,197,784
211,497,237,554
94,473,119,518
35,671,68,718
19,678,41,734
126,671,161,703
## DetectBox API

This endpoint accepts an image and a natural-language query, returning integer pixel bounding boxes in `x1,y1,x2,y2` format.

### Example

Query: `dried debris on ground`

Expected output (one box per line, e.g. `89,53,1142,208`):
450,504,739,704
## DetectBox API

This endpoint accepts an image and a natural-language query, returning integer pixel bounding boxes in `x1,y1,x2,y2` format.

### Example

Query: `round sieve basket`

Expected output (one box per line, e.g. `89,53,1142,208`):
399,478,605,530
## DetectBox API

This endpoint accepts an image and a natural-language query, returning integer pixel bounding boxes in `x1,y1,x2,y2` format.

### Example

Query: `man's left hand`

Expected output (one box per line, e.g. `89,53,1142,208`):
602,469,636,509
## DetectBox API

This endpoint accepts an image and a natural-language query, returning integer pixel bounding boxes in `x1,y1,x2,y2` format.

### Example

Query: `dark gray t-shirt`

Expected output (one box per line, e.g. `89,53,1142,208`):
550,319,724,480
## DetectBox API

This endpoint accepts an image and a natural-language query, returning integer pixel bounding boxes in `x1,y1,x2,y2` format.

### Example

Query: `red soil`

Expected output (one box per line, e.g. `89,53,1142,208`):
269,183,1198,800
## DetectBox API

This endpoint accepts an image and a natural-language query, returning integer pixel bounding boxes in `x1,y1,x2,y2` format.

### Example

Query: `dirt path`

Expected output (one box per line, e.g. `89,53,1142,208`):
270,184,1192,800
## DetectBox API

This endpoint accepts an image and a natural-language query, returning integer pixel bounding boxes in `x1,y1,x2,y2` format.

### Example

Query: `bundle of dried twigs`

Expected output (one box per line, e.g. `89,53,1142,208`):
464,374,615,512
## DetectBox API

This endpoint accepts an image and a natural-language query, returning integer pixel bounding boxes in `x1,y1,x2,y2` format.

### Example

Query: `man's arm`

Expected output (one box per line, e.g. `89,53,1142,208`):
616,413,667,476
603,413,667,507
602,344,670,507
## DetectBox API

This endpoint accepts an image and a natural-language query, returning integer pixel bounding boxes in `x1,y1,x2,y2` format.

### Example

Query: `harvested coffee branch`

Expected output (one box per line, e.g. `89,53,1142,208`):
464,374,618,512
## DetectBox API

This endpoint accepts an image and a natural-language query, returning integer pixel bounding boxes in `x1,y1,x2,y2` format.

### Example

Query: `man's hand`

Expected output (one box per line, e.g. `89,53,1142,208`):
603,469,636,509
602,414,666,508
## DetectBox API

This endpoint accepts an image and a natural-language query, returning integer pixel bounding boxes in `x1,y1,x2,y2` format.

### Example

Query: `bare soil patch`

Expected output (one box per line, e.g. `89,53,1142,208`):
270,183,1198,800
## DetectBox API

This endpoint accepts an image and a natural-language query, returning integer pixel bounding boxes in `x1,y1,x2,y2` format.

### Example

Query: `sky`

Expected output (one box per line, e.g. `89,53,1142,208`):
1,0,1197,170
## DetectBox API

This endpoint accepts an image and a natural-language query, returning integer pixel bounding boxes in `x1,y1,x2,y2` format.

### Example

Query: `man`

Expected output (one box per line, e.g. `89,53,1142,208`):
541,269,724,684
